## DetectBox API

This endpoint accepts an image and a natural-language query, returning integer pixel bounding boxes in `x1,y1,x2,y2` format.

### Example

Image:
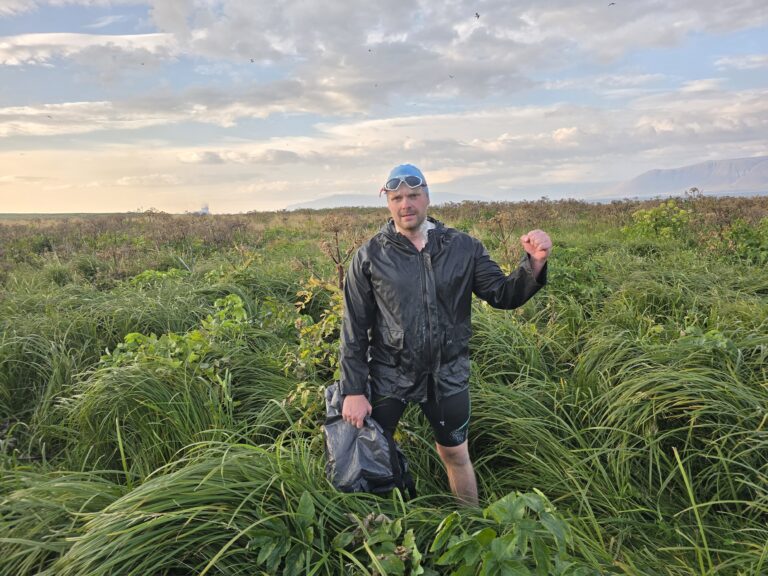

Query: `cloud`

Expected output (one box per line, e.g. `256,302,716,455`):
546,73,667,90
0,101,182,137
177,151,226,164
3,73,765,174
83,14,129,29
3,2,765,113
1,1,767,211
3,82,766,212
544,73,670,100
133,0,768,108
629,88,768,154
0,84,341,137
0,174,48,184
0,1,135,17
512,0,767,61
178,148,307,166
196,1,764,65
0,32,177,66
679,78,725,93
148,81,767,191
551,126,581,145
0,0,34,16
0,77,376,138
714,54,768,70
115,173,183,186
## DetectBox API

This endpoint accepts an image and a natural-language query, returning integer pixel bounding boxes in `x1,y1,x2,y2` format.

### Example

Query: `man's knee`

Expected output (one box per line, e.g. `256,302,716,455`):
436,441,472,468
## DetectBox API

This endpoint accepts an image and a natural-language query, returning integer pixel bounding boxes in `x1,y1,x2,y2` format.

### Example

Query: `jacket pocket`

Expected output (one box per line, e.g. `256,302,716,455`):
371,328,404,367
440,324,471,381
443,324,471,357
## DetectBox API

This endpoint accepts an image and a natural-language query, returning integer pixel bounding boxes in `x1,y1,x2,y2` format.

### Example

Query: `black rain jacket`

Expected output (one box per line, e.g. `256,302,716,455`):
339,217,547,403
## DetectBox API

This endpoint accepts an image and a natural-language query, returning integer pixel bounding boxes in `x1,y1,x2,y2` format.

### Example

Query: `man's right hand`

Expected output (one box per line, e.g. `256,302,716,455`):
342,394,372,429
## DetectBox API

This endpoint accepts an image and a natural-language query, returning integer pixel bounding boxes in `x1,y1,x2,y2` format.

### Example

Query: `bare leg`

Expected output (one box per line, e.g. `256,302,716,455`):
436,440,478,506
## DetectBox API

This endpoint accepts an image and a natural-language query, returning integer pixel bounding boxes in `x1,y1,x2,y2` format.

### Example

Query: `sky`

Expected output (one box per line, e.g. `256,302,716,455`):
0,0,766,213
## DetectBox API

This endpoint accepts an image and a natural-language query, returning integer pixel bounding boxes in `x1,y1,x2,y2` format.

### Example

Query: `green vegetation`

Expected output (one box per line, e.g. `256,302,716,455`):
1,195,767,575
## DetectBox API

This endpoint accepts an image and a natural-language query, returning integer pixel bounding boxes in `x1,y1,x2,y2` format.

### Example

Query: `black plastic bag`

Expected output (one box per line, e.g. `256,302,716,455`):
323,382,416,499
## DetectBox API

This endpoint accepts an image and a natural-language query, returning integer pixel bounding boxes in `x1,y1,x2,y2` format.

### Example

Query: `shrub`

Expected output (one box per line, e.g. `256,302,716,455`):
71,254,105,281
285,278,343,381
624,199,690,239
429,491,599,575
726,217,768,265
43,264,73,287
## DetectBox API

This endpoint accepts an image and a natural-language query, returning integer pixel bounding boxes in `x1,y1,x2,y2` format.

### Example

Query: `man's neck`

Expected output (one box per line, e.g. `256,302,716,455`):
394,218,433,251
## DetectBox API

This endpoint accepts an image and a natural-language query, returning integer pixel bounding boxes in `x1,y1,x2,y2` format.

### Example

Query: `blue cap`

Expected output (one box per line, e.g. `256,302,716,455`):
384,164,429,195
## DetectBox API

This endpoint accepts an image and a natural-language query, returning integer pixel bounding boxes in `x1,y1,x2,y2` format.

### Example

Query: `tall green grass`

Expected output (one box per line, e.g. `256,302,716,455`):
2,203,767,574
0,469,124,576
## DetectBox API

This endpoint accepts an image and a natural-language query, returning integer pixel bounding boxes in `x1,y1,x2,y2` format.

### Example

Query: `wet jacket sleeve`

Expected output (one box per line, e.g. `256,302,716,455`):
339,249,376,396
472,240,547,309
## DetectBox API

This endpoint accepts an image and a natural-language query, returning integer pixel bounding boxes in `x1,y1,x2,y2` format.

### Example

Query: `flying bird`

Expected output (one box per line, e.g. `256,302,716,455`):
475,12,480,19
608,2,615,5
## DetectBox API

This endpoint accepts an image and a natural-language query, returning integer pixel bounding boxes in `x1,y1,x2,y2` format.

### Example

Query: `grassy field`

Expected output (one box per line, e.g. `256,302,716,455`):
1,195,767,575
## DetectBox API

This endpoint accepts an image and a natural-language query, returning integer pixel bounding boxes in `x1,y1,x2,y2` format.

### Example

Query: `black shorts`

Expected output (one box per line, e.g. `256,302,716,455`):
370,388,471,448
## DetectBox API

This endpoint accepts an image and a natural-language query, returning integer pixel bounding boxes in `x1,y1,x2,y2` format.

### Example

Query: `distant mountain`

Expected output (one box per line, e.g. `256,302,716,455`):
604,156,768,199
287,156,768,210
286,191,491,210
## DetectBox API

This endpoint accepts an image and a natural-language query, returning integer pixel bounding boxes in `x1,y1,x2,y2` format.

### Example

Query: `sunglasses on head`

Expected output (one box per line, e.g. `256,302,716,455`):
383,175,425,191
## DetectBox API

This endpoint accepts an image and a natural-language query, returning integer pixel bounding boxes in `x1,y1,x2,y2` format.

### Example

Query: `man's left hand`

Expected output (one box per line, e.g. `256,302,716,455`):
520,229,552,262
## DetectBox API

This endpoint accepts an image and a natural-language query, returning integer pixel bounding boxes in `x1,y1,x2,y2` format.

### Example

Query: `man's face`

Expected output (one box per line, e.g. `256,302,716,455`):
386,183,430,232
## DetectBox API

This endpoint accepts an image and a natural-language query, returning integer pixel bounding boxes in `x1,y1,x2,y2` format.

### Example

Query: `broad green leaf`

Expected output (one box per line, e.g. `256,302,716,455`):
437,538,480,566
266,537,291,573
485,493,526,523
519,492,546,514
530,536,551,575
481,557,530,576
540,512,569,549
488,535,517,562
296,490,315,533
367,525,397,548
377,552,406,575
391,517,403,539
403,529,424,575
332,530,355,549
256,539,278,566
282,544,305,576
430,511,461,552
247,535,271,552
472,527,497,547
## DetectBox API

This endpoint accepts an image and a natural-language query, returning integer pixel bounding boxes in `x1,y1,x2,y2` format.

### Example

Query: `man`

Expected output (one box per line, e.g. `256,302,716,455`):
339,164,551,505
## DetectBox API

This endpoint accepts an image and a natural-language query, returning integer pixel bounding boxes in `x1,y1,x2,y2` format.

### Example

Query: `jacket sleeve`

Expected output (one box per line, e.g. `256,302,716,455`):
472,239,547,309
339,248,376,396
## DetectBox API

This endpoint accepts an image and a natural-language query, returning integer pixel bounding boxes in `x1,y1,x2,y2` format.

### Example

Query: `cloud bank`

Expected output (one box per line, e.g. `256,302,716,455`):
0,0,766,211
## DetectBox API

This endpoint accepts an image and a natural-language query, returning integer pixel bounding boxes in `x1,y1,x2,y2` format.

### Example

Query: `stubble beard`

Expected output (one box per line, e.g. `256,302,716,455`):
397,212,425,233
394,213,431,244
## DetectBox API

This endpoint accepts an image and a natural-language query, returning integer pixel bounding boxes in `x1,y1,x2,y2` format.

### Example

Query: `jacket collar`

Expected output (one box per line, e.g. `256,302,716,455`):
380,216,445,251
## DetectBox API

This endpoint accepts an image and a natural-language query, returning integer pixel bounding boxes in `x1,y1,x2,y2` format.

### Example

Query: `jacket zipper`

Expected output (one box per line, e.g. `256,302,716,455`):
419,250,435,402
